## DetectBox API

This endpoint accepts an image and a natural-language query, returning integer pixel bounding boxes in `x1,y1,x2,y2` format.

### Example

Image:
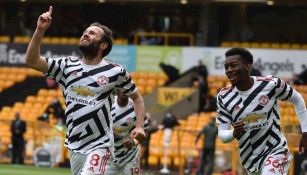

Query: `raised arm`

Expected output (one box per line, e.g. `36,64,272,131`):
25,6,53,73
130,91,146,141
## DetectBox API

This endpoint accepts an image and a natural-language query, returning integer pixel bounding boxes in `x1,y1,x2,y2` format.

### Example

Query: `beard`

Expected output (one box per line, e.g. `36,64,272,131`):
79,40,101,59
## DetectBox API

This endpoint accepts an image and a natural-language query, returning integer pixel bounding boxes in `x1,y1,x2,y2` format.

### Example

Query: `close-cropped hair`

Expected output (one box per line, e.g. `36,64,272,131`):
225,47,253,64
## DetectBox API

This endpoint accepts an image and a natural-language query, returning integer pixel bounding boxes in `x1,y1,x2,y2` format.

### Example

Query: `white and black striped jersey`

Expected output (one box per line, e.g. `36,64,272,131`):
45,56,137,154
217,76,293,173
111,96,149,165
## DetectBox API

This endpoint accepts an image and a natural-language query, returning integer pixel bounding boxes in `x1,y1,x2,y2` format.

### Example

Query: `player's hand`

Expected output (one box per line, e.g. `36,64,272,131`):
37,6,53,31
232,120,245,138
299,132,307,155
130,127,146,143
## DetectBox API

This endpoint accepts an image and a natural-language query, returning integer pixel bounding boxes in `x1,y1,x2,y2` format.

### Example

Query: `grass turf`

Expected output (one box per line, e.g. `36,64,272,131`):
0,164,71,175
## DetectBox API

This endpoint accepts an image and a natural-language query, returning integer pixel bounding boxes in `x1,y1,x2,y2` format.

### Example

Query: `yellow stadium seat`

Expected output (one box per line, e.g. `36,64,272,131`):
148,155,159,166
42,37,52,44
59,37,70,44
240,42,250,48
13,36,31,43
38,89,49,96
230,42,240,47
160,156,172,166
14,102,24,108
24,102,33,109
220,42,231,47
291,43,301,49
50,37,61,44
48,90,58,97
4,80,14,88
0,35,10,42
173,157,185,167
280,43,291,49
301,44,307,50
68,37,80,45
26,96,36,103
260,42,270,48
16,74,26,82
271,43,280,49
250,42,260,48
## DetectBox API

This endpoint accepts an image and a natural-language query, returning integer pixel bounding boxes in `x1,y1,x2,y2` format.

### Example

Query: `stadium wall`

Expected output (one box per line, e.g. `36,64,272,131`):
1,43,307,78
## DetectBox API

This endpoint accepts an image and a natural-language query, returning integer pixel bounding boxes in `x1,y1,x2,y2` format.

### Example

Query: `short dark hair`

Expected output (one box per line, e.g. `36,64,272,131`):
90,22,113,57
225,47,253,65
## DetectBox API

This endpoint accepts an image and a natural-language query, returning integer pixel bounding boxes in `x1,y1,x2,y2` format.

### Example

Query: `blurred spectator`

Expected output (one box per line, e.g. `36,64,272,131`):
203,94,217,112
10,112,26,164
159,112,179,148
159,62,180,85
191,76,208,113
38,97,65,125
293,64,307,85
141,112,158,169
195,118,218,175
160,112,180,131
159,112,179,173
195,60,209,83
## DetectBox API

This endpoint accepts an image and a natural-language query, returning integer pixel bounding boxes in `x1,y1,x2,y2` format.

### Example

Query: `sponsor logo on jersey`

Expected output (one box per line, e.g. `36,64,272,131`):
243,114,264,124
71,86,96,97
259,95,269,106
97,75,109,86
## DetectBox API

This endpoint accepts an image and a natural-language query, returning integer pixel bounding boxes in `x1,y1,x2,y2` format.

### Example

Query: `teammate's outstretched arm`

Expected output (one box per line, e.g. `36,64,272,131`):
129,91,146,142
25,6,53,73
287,89,307,154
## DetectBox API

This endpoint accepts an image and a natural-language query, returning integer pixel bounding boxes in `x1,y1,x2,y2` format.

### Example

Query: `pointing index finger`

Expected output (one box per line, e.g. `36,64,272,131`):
48,6,53,16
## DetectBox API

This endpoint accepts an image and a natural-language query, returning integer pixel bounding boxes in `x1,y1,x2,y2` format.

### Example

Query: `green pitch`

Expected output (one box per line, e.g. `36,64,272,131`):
0,164,71,175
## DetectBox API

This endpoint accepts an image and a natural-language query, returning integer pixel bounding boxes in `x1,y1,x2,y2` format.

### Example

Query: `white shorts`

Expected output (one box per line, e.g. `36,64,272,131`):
105,151,140,175
247,152,291,175
163,128,172,147
69,148,111,175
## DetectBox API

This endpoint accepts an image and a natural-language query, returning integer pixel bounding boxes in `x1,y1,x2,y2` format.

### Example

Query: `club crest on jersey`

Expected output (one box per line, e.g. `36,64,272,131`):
235,105,241,111
97,75,109,86
71,71,80,77
259,95,269,106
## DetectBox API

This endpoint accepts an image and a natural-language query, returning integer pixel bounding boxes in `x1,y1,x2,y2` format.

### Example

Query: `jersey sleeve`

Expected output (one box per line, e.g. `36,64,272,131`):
45,57,67,82
216,93,233,124
115,66,137,96
274,77,293,101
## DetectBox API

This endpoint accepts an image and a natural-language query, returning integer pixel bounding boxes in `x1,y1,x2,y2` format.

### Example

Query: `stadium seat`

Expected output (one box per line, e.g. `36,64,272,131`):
240,42,250,48
290,43,301,49
270,43,280,49
148,155,159,166
220,42,231,47
280,43,291,49
250,42,260,48
260,42,270,48
301,44,307,50
0,35,10,42
42,37,52,44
